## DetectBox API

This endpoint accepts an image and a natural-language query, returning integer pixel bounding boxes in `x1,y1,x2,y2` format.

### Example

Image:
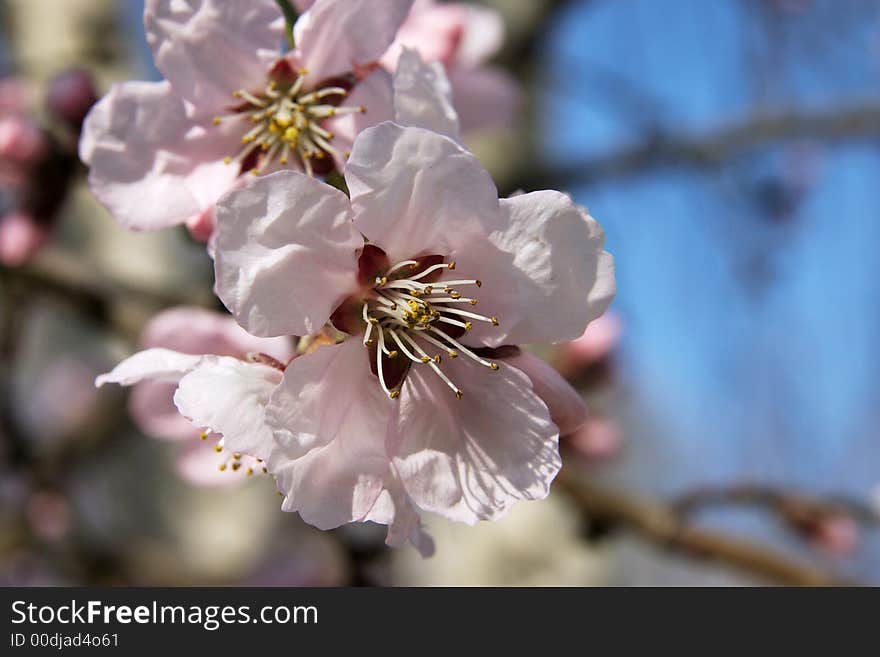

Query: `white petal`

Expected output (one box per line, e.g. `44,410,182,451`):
393,358,560,524
505,351,588,435
346,122,500,264
144,0,284,113
393,48,460,141
81,81,239,231
95,348,203,387
456,190,616,347
266,338,388,457
213,170,362,337
173,357,282,457
294,0,413,82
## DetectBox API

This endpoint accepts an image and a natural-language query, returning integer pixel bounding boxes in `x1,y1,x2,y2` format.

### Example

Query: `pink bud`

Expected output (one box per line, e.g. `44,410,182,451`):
0,116,47,163
567,417,623,461
0,211,47,266
0,77,29,114
556,312,622,376
185,207,216,242
808,514,860,557
47,69,98,132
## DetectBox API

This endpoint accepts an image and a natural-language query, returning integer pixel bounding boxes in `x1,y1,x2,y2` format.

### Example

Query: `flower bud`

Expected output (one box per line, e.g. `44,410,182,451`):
0,116,47,163
0,210,47,266
47,69,98,133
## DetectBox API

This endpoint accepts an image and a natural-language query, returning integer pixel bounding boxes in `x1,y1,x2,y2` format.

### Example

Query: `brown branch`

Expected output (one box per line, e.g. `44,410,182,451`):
508,103,880,192
557,464,858,586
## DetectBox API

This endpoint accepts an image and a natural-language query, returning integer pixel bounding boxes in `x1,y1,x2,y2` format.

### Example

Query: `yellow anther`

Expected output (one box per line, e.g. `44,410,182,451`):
433,355,442,364
449,350,459,358
463,321,472,332
262,466,268,474
420,356,431,364
489,363,500,371
214,444,223,453
219,464,227,471
199,431,209,441
297,68,308,75
241,135,254,144
490,317,499,326
279,157,288,165
231,462,241,471
212,117,221,126
423,286,433,294
233,453,241,461
246,468,254,476
223,156,232,164
232,90,242,98
275,117,291,129
389,390,400,399
468,299,478,306
454,390,463,400
450,291,461,299
448,261,456,270
387,350,398,359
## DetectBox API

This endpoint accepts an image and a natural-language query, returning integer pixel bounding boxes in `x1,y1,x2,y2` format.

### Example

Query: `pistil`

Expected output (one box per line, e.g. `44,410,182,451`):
361,260,501,399
216,69,365,176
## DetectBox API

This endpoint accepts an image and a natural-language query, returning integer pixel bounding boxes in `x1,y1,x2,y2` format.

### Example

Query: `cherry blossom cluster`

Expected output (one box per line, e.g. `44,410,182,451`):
89,0,615,554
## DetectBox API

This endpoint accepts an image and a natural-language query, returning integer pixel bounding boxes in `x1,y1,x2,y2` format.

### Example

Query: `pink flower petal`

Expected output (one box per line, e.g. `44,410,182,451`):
457,190,615,347
213,170,362,337
448,66,521,134
0,211,47,267
505,351,588,435
392,359,560,524
129,380,197,441
294,0,414,82
346,122,500,264
95,348,204,387
173,357,283,458
393,49,460,141
380,0,469,69
140,306,294,362
144,0,284,114
266,338,388,458
81,81,239,231
454,4,505,67
324,68,394,171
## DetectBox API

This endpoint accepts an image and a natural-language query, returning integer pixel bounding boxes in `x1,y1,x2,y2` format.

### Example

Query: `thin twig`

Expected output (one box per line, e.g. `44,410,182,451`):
557,464,857,586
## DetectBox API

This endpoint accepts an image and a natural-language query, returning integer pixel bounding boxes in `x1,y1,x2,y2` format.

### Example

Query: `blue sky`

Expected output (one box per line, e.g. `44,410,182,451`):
543,0,880,577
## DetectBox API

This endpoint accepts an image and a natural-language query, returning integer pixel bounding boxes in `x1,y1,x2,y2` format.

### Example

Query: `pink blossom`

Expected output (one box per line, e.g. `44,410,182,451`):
567,417,623,461
202,123,614,552
0,116,47,163
804,513,860,557
100,307,293,486
555,311,622,376
0,211,47,267
81,0,414,234
380,0,521,134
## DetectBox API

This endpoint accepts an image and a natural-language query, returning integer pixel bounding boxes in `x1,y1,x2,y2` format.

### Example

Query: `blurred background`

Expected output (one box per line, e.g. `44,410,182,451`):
1,0,878,586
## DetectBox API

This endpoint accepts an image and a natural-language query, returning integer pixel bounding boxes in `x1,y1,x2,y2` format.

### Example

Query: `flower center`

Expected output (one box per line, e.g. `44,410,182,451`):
214,68,365,176
362,259,500,400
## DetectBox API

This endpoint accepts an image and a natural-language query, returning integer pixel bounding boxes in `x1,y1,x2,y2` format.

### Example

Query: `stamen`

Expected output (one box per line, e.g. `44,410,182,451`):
385,259,419,276
217,73,362,175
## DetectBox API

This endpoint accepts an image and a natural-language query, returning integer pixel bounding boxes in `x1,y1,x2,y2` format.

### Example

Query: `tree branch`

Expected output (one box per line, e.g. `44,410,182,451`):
557,463,858,586
508,103,880,192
